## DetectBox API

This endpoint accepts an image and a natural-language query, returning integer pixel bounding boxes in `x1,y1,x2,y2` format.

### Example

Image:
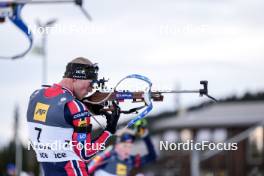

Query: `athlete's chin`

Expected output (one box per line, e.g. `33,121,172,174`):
87,87,93,92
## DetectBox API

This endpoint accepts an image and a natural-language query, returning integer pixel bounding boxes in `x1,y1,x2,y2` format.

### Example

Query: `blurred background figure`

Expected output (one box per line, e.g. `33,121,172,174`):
6,163,16,176
88,119,157,176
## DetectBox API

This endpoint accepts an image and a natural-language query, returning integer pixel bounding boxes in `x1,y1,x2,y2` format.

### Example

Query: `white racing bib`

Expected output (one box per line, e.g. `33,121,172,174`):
28,122,80,162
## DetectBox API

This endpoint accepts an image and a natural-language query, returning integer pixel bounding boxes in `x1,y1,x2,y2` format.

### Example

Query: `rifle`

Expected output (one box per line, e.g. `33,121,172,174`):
82,74,217,127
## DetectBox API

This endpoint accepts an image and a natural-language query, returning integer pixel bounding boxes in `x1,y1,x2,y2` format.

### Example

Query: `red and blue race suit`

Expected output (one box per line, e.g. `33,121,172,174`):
27,84,111,176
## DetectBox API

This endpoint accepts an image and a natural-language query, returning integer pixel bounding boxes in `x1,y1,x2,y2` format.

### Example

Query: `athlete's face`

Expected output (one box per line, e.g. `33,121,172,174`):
73,79,93,99
115,142,133,160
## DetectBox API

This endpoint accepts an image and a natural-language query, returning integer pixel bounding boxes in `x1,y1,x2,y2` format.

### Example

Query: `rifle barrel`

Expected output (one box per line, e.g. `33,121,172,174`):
155,90,200,94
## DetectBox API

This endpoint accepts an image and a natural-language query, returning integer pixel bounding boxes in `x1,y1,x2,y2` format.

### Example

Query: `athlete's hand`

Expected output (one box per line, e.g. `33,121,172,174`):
133,119,149,138
103,101,120,134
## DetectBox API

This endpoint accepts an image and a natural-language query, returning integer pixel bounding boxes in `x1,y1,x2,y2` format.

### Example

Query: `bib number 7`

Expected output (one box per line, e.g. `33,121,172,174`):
35,127,42,142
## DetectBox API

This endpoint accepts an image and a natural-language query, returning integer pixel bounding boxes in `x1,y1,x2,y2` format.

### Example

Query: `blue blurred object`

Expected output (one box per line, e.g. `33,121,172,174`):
6,163,16,176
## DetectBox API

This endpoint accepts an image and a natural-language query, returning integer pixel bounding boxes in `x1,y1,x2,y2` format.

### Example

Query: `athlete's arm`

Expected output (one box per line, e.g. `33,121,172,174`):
65,99,111,161
87,146,113,174
133,135,157,168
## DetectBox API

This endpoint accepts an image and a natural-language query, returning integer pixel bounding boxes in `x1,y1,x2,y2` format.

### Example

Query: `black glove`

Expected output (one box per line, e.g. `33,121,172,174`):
103,101,121,134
